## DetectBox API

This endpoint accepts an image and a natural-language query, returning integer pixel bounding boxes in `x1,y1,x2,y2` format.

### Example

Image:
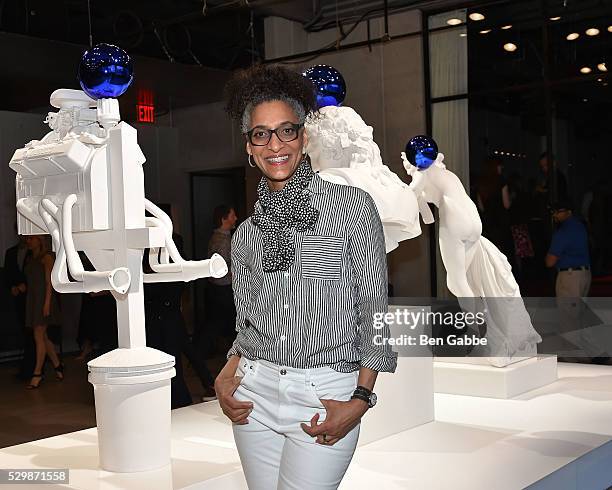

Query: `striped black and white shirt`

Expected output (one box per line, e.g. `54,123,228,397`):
227,173,397,374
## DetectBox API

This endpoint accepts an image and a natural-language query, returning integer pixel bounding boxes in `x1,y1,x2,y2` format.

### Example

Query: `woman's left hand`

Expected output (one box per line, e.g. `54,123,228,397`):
300,398,368,446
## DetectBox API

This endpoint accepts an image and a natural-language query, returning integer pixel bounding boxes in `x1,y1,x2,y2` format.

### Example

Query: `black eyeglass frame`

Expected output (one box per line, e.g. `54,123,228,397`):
245,123,304,146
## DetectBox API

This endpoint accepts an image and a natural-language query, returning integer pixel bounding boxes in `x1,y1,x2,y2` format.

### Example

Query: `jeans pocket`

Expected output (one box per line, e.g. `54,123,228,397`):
309,369,357,403
235,357,257,387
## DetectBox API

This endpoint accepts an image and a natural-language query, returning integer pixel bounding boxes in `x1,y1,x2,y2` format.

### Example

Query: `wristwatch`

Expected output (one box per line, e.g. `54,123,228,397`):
351,385,377,408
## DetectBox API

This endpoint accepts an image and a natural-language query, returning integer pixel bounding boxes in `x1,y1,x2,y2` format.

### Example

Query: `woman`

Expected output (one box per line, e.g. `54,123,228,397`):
214,65,397,490
23,235,63,389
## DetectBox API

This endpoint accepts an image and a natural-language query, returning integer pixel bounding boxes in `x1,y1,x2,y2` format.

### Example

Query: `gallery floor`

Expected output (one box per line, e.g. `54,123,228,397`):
0,362,611,489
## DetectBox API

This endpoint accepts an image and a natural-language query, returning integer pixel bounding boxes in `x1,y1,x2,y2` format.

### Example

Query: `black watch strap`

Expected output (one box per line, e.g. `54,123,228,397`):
351,392,370,404
355,385,372,396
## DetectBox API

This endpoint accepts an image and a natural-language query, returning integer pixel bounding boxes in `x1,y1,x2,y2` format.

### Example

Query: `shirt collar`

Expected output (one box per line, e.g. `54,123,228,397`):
306,172,329,195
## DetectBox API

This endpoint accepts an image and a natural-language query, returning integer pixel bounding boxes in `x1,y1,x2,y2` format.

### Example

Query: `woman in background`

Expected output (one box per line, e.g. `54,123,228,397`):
24,235,63,389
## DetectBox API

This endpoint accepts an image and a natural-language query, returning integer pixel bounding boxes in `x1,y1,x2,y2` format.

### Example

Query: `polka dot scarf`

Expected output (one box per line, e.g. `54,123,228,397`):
251,157,319,272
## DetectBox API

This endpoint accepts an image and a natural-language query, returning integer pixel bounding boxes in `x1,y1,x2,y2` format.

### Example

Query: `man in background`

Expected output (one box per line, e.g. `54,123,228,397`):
545,199,591,335
207,205,237,345
4,232,32,379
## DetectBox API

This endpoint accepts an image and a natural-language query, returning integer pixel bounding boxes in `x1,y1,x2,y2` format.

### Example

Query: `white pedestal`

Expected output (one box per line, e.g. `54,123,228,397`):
434,355,558,398
359,356,433,446
358,305,434,446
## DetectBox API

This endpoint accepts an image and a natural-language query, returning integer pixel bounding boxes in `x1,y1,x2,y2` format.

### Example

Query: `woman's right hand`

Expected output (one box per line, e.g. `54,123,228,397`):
215,360,254,425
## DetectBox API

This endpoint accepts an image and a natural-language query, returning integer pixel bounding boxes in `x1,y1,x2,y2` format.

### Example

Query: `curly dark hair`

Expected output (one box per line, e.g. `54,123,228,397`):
224,64,318,133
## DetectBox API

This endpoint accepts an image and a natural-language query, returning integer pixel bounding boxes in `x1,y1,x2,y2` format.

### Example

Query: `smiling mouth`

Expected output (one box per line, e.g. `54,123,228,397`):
266,155,290,165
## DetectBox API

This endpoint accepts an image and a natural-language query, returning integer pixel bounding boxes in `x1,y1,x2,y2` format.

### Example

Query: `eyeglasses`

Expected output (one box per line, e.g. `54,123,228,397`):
246,123,304,146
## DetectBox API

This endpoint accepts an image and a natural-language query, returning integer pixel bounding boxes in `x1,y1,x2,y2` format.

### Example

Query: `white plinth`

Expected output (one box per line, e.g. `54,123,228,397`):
356,305,435,445
359,356,433,446
434,355,558,398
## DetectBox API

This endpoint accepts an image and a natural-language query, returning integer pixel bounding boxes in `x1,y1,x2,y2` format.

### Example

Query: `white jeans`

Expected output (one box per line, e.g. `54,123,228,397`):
232,357,360,490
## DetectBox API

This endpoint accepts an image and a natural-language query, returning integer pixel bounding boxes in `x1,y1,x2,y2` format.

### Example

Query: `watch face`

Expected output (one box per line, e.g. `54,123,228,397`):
369,392,377,407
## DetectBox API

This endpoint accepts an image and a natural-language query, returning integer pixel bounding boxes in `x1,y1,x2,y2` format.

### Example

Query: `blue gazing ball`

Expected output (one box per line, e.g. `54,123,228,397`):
303,65,346,107
78,43,133,99
405,135,438,170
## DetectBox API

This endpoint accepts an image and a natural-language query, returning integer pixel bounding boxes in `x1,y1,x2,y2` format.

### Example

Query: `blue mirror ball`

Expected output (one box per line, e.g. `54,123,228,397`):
302,65,346,107
78,43,134,99
405,135,438,170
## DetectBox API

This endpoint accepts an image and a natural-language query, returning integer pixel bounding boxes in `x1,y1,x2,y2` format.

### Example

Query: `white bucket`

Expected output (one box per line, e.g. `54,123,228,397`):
88,347,175,473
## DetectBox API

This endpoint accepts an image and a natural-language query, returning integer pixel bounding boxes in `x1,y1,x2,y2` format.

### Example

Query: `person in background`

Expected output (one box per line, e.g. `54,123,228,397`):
23,235,63,389
545,199,591,334
4,232,33,379
207,205,237,342
476,158,513,260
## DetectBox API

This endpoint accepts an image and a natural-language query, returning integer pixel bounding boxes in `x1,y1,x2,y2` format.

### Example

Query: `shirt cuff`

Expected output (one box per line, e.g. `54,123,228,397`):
226,341,241,360
360,352,398,373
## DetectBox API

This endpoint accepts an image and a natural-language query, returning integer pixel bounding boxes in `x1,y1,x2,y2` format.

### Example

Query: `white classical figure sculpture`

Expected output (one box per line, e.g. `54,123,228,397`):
402,151,542,366
306,105,421,252
9,88,227,472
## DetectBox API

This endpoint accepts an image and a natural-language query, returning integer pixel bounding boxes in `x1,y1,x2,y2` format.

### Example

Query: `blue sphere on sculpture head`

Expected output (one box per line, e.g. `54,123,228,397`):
405,135,438,170
78,43,133,100
303,65,346,108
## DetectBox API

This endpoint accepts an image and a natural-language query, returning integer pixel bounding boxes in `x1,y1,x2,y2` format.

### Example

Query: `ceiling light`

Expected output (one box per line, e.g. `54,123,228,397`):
503,43,518,52
501,25,512,30
586,28,600,36
480,29,492,34
459,33,468,37
549,16,561,21
597,63,607,72
447,18,463,26
580,67,592,74
566,32,579,41
608,26,612,32
469,13,485,21
597,78,603,82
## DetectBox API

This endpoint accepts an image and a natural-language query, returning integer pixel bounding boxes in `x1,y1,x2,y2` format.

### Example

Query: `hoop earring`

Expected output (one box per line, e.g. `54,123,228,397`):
248,154,256,168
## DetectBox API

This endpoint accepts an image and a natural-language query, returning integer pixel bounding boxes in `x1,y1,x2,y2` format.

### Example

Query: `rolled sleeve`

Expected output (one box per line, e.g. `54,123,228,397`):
226,227,250,360
348,193,398,373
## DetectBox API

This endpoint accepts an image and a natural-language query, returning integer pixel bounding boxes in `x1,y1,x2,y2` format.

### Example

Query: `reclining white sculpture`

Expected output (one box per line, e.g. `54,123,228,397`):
402,152,542,366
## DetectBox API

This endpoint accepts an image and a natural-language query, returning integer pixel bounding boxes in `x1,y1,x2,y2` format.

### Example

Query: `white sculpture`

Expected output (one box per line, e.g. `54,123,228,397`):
9,88,227,472
402,152,542,366
306,105,421,252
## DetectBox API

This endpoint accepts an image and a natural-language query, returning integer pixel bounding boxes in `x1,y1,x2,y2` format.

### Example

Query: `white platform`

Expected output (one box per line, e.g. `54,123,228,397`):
1,363,611,489
434,355,559,398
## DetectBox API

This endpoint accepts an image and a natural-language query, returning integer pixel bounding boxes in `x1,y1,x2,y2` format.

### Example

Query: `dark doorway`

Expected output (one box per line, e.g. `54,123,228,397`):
190,167,246,347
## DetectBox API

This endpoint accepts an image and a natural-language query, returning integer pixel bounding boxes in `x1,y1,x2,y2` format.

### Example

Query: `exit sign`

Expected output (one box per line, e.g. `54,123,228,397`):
137,104,154,123
137,89,155,123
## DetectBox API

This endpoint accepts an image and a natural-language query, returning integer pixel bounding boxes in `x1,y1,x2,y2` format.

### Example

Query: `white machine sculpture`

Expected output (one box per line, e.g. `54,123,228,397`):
402,151,542,366
9,87,227,472
306,105,422,252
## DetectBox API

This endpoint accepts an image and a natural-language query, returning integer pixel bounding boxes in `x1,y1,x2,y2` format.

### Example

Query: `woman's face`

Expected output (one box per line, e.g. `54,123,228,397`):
246,100,308,191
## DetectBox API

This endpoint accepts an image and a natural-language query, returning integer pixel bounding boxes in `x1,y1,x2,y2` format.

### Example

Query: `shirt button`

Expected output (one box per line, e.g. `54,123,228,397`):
283,304,289,309
280,369,287,375
280,335,286,341
284,272,289,278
